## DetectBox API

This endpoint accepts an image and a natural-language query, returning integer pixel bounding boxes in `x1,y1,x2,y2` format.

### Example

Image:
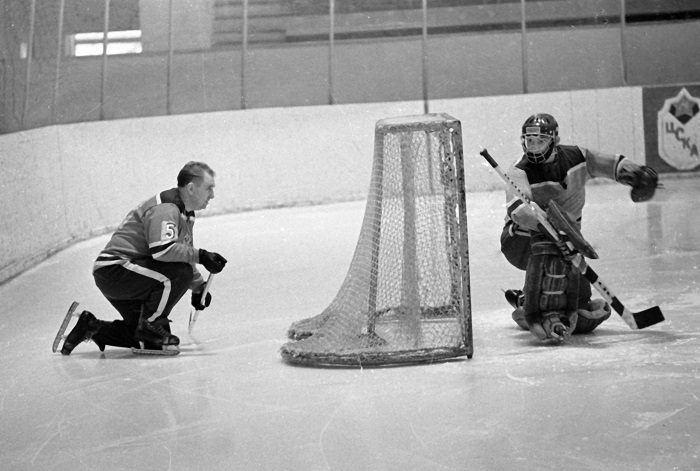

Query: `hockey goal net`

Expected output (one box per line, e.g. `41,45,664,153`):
280,113,472,366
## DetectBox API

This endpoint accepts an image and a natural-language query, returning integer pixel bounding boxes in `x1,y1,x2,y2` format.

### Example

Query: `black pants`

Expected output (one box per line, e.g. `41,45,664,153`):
91,259,193,348
500,221,532,271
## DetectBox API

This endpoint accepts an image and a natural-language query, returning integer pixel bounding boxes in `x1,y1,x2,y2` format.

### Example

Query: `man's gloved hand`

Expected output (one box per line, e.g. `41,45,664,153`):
199,249,227,274
191,290,212,311
616,158,661,203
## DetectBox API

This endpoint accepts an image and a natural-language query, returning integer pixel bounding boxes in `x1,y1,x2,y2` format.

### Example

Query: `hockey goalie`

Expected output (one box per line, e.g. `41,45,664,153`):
498,113,660,342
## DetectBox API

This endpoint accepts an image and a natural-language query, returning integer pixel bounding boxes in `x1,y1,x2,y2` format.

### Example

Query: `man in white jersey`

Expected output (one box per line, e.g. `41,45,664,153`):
61,161,227,355
500,113,659,341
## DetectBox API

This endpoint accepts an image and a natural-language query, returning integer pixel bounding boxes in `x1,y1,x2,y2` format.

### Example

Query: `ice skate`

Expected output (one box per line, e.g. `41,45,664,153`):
133,318,180,356
504,290,528,330
59,309,109,355
134,317,179,346
505,289,524,309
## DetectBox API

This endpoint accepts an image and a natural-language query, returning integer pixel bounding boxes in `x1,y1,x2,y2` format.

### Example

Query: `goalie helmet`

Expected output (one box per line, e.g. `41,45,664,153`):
521,113,559,164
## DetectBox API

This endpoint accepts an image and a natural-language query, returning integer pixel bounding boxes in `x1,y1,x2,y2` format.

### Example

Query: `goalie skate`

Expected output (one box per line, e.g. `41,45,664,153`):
52,301,80,353
131,342,180,356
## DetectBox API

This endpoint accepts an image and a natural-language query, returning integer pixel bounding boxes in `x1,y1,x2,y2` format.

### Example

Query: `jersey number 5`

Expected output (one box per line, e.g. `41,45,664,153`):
161,221,177,240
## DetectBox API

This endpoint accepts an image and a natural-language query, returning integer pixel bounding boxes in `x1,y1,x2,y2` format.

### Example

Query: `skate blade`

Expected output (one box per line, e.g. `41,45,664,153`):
131,343,180,356
52,301,80,353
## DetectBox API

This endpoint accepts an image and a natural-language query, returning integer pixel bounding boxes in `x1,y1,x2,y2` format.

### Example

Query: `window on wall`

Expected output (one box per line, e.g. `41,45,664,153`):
69,30,142,56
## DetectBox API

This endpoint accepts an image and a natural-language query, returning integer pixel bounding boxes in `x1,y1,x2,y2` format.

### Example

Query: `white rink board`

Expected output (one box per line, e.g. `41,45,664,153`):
0,88,643,284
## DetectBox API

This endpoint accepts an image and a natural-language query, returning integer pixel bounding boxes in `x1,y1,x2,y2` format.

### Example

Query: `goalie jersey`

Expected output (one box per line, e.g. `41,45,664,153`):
505,144,623,232
93,188,204,288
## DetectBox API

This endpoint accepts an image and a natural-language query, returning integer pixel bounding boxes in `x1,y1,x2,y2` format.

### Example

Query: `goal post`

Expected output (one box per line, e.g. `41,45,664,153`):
281,113,472,367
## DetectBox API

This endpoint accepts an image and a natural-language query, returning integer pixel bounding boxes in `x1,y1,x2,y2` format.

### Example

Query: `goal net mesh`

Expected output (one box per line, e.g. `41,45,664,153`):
280,113,472,366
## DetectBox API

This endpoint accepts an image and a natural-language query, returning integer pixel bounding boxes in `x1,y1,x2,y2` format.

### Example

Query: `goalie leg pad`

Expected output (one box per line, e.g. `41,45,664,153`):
523,235,578,340
512,307,529,330
574,299,611,334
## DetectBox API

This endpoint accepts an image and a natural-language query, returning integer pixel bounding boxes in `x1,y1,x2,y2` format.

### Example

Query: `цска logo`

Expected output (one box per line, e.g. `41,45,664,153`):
657,87,700,170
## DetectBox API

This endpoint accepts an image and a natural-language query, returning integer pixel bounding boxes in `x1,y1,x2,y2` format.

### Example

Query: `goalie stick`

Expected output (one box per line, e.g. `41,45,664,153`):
188,273,215,334
479,148,664,330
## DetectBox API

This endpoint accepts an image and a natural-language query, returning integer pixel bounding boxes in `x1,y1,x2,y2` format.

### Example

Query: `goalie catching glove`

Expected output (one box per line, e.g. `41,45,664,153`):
616,158,661,203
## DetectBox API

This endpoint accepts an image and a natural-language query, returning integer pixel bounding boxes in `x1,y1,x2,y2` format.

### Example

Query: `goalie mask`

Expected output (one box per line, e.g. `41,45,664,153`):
521,113,559,164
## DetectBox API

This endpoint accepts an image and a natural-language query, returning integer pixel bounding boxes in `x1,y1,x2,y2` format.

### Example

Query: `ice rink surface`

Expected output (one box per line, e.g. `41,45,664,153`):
1,178,699,471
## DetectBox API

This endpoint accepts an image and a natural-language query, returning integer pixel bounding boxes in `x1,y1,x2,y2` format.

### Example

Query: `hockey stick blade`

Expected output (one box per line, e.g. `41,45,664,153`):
631,305,665,329
609,295,664,330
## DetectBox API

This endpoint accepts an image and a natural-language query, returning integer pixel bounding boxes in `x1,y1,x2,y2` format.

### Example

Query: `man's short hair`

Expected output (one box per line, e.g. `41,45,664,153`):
177,161,215,187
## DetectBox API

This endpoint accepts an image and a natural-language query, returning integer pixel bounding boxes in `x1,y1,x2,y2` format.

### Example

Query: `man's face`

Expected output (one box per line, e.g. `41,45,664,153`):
522,133,553,155
190,172,216,211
